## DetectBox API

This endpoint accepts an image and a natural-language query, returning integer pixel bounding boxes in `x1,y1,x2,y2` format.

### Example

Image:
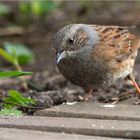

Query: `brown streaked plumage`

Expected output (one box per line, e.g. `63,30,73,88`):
53,24,140,101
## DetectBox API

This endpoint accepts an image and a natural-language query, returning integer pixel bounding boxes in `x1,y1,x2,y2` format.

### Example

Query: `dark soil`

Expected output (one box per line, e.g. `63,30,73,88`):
0,1,140,114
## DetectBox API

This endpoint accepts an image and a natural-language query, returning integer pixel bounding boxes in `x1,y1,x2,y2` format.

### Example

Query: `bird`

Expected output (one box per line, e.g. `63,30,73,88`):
52,24,140,101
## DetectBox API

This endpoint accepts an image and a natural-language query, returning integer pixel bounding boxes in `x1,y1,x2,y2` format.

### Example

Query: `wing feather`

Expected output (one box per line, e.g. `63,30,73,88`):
91,25,140,62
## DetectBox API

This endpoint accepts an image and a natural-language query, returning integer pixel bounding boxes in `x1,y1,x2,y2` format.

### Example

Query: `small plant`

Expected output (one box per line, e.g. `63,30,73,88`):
0,42,36,116
0,42,35,88
3,90,36,109
0,73,35,116
0,42,34,70
4,42,34,65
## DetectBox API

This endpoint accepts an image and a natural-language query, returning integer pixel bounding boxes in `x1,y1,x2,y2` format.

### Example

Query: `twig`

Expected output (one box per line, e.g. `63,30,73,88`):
0,27,24,36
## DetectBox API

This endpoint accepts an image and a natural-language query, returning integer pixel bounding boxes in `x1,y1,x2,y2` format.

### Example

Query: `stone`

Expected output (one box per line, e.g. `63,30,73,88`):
0,116,140,139
35,101,140,121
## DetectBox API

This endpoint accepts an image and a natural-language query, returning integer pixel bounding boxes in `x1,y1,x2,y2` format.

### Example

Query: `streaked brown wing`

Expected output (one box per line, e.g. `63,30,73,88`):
91,25,140,62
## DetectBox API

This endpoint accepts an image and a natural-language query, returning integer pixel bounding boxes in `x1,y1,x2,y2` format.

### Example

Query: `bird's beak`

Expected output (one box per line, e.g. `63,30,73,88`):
56,51,66,64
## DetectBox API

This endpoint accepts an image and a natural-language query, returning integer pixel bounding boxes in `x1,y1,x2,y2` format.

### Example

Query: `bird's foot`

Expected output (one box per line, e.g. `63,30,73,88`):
78,94,93,101
128,74,140,95
84,93,93,101
79,89,93,101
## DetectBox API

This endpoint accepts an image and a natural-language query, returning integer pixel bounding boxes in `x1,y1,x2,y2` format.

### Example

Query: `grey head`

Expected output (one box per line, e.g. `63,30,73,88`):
53,24,99,64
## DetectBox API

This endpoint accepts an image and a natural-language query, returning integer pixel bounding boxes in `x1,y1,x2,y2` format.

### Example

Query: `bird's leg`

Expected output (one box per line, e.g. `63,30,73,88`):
83,88,94,101
128,74,140,94
127,74,140,105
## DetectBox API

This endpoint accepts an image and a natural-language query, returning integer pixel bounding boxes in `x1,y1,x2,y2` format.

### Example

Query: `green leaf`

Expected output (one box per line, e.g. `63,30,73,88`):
46,1,58,12
0,47,17,65
0,109,22,116
19,2,30,14
3,90,36,109
0,3,11,16
30,1,57,16
0,71,33,79
3,97,17,109
4,42,35,65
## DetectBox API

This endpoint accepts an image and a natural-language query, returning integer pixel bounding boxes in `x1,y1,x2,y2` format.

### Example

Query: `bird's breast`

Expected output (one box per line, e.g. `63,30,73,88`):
57,55,112,89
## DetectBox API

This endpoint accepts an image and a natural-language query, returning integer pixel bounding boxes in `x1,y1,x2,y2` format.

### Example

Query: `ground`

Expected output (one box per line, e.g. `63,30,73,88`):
0,1,140,113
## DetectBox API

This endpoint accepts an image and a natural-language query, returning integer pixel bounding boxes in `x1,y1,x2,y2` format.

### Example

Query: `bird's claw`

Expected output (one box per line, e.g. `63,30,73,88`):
78,94,93,101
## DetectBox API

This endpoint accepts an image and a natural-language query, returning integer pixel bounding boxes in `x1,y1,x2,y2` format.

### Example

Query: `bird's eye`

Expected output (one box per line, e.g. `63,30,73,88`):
67,38,74,44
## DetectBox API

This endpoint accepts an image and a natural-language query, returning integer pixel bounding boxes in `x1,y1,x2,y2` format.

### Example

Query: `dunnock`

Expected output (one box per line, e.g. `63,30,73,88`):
53,24,140,101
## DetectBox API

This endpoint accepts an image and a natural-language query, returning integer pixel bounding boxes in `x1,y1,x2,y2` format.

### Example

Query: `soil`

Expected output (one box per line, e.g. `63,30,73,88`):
0,1,140,114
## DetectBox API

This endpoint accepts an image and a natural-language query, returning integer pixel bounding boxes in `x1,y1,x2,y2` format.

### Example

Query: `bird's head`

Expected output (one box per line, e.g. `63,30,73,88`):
52,24,99,64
